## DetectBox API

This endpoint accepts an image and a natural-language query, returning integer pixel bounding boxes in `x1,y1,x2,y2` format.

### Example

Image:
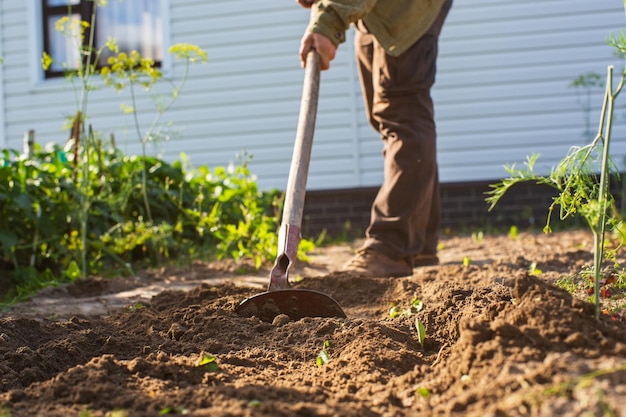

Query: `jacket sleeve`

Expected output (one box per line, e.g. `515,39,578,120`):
307,0,379,47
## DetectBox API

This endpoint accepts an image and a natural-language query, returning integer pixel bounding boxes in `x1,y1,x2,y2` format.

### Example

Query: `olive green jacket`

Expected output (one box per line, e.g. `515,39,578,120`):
308,0,447,56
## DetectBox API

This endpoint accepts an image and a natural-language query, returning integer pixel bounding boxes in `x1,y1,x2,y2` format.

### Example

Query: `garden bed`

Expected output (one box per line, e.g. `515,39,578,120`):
1,229,626,416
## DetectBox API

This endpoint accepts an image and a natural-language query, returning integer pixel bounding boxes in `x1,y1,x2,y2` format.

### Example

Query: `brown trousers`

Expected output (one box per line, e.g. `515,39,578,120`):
355,0,452,262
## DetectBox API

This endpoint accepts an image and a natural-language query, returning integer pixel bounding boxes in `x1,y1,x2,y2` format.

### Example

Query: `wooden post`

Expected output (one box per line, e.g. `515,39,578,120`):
23,129,35,158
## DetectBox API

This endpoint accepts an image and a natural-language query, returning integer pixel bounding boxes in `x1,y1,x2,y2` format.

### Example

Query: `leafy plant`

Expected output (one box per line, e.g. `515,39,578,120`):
316,340,331,367
414,317,426,348
487,62,625,319
43,2,207,278
415,387,430,399
159,406,189,415
528,262,543,276
471,231,484,243
247,400,262,408
197,354,219,372
389,296,423,318
0,144,283,305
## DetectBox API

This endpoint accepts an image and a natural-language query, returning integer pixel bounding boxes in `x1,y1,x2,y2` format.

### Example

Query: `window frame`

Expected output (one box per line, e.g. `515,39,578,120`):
40,0,166,79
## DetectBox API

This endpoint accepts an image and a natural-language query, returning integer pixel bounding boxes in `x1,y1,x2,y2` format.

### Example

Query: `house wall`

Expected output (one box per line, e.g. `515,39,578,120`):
0,1,624,193
0,2,6,149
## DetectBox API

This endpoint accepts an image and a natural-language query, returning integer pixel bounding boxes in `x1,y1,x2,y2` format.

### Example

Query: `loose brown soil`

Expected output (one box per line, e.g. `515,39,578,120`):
1,229,626,416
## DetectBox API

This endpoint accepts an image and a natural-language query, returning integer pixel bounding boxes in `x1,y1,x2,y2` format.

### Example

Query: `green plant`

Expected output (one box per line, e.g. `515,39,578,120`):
0,144,282,305
471,230,484,243
415,387,430,398
528,262,543,276
159,406,189,415
316,340,331,367
197,354,219,372
414,317,426,348
389,296,424,318
247,400,262,408
43,2,207,279
487,63,625,319
554,275,581,294
100,44,207,222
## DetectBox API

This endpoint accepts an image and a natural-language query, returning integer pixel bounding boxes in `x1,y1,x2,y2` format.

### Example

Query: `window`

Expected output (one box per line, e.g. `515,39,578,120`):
42,0,163,78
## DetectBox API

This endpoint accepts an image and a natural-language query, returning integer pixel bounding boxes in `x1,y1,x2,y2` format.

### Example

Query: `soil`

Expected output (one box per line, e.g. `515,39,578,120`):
1,229,626,417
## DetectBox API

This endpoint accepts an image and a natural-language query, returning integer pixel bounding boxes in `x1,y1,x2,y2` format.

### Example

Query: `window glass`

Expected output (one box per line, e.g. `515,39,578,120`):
96,0,162,65
42,0,163,78
47,14,82,71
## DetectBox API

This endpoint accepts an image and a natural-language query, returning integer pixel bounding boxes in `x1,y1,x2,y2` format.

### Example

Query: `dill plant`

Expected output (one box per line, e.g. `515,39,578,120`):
487,63,625,319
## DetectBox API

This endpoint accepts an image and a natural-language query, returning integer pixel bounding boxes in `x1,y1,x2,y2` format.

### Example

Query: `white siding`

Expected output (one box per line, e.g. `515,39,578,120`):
0,2,5,149
0,0,624,191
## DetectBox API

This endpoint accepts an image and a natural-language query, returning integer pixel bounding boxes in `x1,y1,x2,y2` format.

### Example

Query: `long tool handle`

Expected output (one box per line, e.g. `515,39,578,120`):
268,51,321,291
284,50,321,226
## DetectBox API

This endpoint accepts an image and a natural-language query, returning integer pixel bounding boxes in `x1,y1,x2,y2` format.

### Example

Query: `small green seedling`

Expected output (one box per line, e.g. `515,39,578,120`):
416,387,430,398
463,256,471,267
316,340,331,367
197,354,219,372
410,297,424,314
159,407,188,415
508,225,519,240
247,400,262,408
125,302,144,313
528,262,543,276
471,231,484,243
389,296,424,318
389,304,401,318
415,318,426,348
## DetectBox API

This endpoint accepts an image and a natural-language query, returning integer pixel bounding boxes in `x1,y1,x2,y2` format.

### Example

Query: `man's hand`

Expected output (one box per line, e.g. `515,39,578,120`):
299,32,337,70
296,0,316,8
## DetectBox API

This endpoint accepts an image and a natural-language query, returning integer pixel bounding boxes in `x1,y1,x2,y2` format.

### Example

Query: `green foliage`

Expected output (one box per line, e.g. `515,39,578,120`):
528,262,542,276
389,296,424,319
487,14,626,318
159,407,189,415
197,354,219,372
471,231,483,243
414,317,426,348
416,387,430,398
316,340,331,367
0,144,282,304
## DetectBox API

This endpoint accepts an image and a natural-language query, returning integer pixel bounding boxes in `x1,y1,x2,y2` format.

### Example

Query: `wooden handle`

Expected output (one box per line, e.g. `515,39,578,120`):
282,50,321,227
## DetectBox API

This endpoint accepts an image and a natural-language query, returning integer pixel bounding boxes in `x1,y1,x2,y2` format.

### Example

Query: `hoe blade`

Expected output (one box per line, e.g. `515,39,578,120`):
236,289,346,322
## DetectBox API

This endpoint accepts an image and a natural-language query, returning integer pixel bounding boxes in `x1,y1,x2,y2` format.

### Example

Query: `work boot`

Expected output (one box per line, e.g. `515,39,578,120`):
413,253,439,268
341,247,413,278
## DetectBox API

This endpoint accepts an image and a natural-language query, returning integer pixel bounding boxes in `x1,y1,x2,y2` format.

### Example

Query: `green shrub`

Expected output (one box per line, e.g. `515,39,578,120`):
0,143,282,303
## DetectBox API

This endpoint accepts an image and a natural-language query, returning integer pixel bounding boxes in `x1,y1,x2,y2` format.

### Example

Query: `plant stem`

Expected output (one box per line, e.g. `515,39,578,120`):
593,65,624,319
128,82,153,222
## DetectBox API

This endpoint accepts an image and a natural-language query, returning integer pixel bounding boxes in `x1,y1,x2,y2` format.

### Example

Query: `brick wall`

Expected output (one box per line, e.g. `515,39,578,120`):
301,180,594,239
